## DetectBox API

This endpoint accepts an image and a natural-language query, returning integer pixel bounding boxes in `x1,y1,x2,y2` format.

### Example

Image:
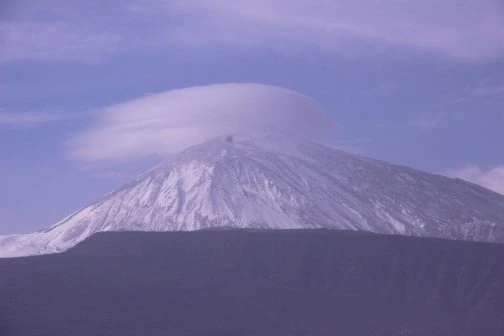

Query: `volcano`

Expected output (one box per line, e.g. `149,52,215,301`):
1,133,504,257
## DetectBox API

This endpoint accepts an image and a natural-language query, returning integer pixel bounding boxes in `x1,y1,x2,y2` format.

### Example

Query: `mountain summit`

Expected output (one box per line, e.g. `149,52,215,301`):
1,133,504,257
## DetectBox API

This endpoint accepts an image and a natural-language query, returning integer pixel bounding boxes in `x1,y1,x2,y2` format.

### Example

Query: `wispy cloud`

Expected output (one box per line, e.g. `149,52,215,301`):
0,21,121,63
68,83,335,164
0,111,65,127
185,0,504,61
469,85,504,98
0,107,92,128
451,83,504,105
407,116,441,130
2,0,504,63
91,171,129,179
445,165,504,195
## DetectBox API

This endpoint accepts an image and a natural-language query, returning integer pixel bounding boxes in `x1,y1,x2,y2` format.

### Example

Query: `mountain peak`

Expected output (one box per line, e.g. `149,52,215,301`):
1,133,504,257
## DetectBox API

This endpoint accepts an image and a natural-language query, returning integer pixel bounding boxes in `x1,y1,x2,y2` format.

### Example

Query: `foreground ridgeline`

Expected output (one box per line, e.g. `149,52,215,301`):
2,133,504,257
1,229,503,335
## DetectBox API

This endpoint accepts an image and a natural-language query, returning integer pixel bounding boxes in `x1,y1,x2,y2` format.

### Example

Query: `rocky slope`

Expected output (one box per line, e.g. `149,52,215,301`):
1,133,504,257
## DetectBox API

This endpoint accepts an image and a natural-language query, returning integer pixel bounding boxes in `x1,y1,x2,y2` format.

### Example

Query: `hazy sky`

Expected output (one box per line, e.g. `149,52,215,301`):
1,0,503,234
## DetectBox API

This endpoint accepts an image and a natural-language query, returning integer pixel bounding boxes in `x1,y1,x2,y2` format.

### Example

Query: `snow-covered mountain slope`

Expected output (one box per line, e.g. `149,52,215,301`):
2,133,504,257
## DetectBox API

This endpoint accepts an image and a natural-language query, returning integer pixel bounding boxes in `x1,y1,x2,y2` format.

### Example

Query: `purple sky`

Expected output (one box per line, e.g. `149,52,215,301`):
0,0,503,234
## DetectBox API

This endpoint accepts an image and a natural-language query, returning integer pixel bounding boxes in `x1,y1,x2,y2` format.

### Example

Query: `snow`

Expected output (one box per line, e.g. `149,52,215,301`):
1,132,504,257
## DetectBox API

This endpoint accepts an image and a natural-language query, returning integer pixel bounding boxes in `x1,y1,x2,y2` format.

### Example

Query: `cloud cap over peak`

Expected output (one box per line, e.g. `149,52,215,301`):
69,83,335,163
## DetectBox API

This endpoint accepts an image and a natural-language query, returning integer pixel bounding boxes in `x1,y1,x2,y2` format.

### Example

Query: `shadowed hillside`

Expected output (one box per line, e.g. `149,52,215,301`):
1,229,504,335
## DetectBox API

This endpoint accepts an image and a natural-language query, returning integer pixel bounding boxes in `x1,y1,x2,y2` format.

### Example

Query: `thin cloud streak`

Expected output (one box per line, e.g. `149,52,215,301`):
451,84,504,105
91,171,129,179
183,0,504,60
1,0,504,63
470,85,504,97
0,21,121,63
407,116,441,130
0,107,94,128
0,111,65,127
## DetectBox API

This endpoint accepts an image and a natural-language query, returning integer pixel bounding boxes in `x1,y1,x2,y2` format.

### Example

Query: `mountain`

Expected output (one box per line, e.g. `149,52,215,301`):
1,230,504,335
1,133,504,257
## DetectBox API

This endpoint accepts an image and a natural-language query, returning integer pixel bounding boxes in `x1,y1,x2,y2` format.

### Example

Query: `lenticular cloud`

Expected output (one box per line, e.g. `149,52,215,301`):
69,83,335,163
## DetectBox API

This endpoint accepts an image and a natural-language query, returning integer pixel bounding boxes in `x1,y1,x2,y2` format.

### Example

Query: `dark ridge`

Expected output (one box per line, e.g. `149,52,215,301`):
1,229,504,336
